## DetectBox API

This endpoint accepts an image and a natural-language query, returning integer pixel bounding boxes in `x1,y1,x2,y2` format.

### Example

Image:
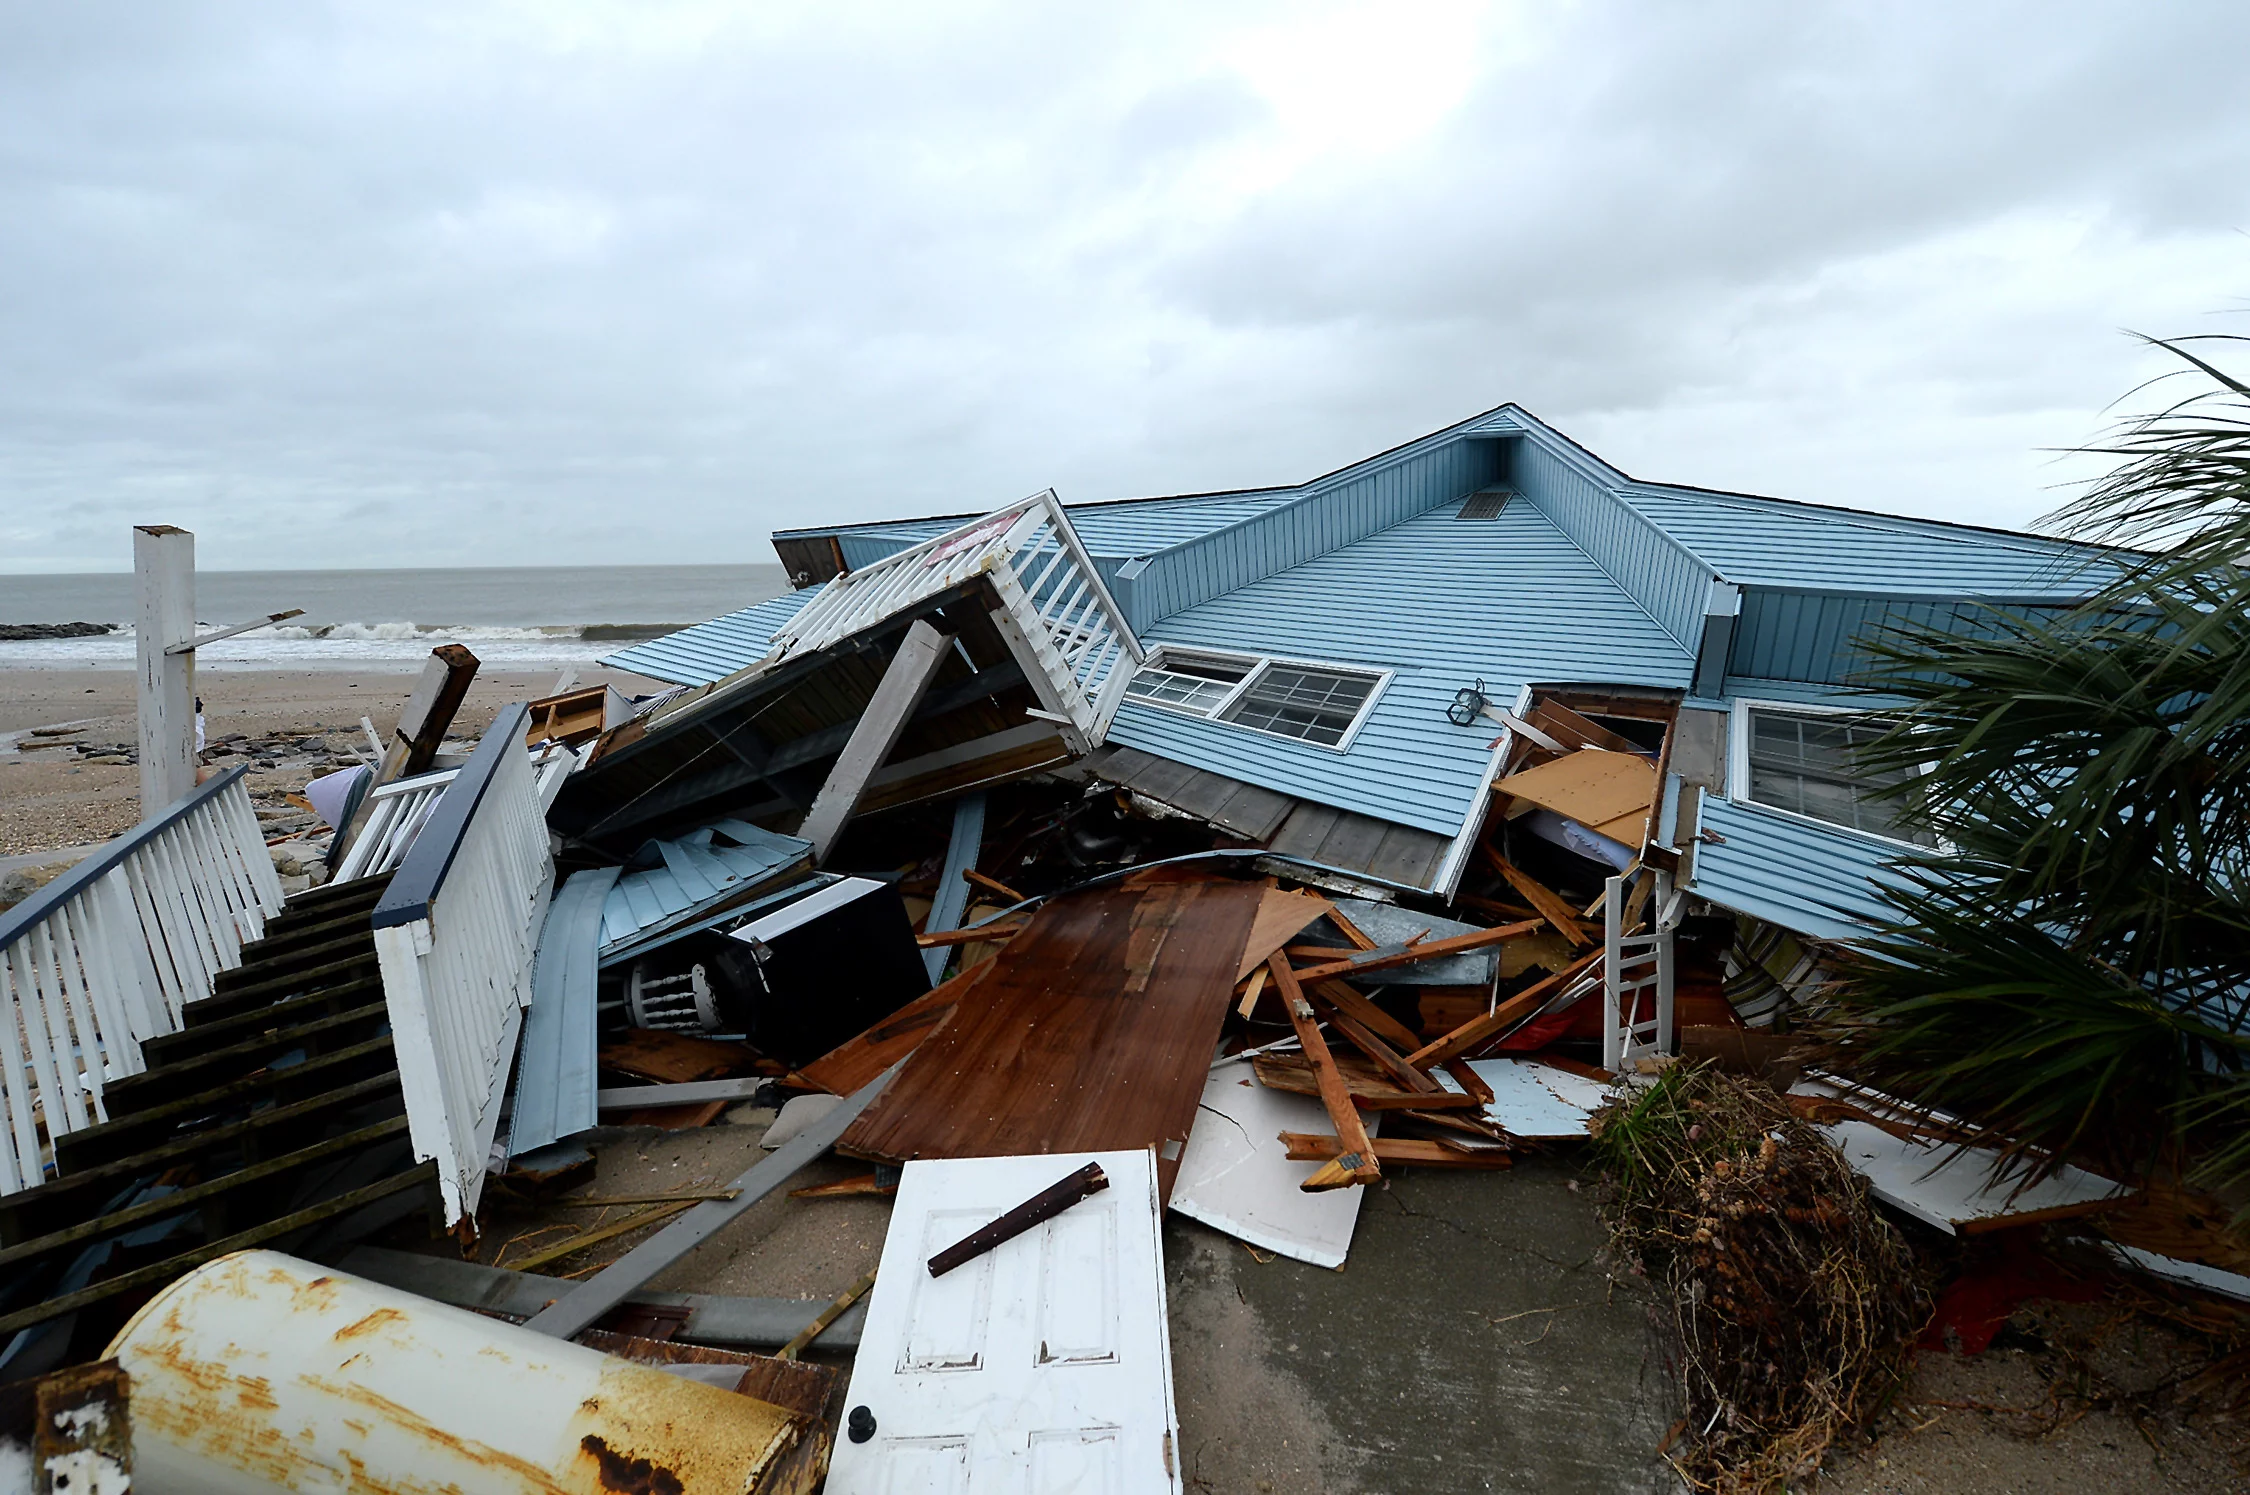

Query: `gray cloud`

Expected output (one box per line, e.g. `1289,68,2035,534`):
0,1,2244,575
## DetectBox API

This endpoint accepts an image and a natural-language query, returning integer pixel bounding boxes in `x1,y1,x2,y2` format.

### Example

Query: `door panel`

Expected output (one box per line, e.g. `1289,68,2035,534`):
827,1148,1181,1495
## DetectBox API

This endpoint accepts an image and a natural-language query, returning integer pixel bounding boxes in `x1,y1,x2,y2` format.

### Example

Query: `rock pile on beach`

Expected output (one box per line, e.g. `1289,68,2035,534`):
0,622,114,640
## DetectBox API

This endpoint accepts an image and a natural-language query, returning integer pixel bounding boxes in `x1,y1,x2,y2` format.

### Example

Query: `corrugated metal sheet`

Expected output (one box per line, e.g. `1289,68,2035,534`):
1512,432,1717,651
598,589,816,686
1103,501,1694,838
1727,590,2073,687
599,819,813,957
1625,485,2116,597
512,864,622,1155
1684,790,1912,943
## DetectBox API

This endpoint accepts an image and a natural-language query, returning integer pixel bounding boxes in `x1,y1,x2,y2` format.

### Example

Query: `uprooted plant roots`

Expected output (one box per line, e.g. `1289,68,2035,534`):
1589,1063,1928,1493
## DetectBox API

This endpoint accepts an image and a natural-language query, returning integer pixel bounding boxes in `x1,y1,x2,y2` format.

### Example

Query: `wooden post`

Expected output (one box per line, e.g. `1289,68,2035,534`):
799,619,954,865
332,645,480,866
135,525,197,815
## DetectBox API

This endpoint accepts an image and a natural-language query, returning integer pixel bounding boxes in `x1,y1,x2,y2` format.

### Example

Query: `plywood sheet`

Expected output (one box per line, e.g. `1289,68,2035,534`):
1494,749,1655,830
1235,889,1333,981
837,878,1266,1200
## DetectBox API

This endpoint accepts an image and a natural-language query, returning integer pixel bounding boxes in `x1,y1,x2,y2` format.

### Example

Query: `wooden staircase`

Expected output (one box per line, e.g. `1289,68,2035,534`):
0,875,436,1344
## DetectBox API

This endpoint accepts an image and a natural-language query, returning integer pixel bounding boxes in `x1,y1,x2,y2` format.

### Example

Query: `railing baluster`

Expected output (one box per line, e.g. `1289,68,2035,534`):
0,949,38,1191
0,769,287,1192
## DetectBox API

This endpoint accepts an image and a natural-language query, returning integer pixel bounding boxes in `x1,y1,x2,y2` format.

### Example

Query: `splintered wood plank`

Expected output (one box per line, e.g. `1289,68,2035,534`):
795,956,996,1097
1270,955,1380,1190
1278,1134,1515,1170
1287,919,1542,983
1309,993,1442,1096
836,878,1265,1203
1251,1053,1485,1111
1306,979,1423,1053
1236,889,1335,981
916,921,1027,947
1404,950,1604,1068
1529,700,1642,755
598,1030,760,1085
1489,855,1593,947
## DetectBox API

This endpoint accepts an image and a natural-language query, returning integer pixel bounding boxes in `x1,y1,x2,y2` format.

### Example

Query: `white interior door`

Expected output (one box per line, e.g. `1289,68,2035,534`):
825,1148,1182,1495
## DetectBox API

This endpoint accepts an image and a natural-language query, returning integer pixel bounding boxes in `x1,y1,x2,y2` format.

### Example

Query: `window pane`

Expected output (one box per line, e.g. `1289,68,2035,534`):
1163,654,1249,684
1123,667,1238,715
1745,708,1929,844
1224,667,1376,746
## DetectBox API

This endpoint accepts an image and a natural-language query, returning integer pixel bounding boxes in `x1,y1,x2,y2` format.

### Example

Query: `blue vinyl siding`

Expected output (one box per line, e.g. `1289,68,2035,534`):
1686,791,1913,943
1514,436,1717,652
1624,485,2115,597
1104,501,1694,838
1728,589,2073,687
598,589,817,686
1116,435,1503,630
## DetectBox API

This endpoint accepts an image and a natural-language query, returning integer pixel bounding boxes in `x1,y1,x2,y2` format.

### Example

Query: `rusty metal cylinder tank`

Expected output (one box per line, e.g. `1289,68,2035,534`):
104,1250,821,1494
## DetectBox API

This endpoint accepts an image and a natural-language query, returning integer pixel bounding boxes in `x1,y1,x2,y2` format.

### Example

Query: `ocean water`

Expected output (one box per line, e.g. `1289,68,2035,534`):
0,564,790,670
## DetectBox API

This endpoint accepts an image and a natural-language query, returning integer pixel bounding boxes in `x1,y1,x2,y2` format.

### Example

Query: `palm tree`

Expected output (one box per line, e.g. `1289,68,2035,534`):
1818,335,2250,1200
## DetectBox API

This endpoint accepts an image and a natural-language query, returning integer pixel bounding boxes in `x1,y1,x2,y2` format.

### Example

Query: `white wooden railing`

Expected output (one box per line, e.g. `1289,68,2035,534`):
335,741,577,884
1602,870,1678,1071
370,703,554,1225
762,490,1142,750
0,768,284,1193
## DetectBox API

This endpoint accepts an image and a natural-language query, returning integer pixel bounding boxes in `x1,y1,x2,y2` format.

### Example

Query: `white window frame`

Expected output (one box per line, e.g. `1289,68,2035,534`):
1726,696,1932,851
1121,645,1392,755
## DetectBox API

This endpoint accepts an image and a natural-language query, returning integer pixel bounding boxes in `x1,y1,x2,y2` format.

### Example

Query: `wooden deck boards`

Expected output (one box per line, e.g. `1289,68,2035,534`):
835,877,1265,1201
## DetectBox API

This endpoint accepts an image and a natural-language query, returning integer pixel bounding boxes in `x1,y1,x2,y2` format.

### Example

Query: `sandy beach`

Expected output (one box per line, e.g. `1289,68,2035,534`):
0,664,660,858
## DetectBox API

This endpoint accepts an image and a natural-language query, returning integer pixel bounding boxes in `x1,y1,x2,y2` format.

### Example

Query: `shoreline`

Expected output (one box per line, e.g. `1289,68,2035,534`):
0,664,664,857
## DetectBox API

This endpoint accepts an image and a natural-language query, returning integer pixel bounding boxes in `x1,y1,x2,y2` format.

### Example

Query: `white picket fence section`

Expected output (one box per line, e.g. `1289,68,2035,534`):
762,490,1142,749
0,768,284,1193
370,704,553,1226
1602,869,1679,1072
335,742,577,884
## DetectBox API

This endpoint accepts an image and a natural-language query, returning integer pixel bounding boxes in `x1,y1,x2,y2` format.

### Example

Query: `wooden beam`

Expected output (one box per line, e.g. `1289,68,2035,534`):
1403,949,1604,1068
963,868,1026,903
915,920,1026,948
334,644,480,863
1278,1134,1515,1169
1269,954,1381,1190
1306,979,1424,1053
1312,994,1443,1095
798,619,956,864
1490,856,1592,947
1287,919,1543,984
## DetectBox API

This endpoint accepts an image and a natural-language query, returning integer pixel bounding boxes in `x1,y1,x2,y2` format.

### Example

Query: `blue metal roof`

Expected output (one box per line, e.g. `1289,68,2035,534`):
600,589,816,686
1105,500,1694,839
1683,790,1913,943
599,818,814,958
789,488,1306,562
1623,485,2114,598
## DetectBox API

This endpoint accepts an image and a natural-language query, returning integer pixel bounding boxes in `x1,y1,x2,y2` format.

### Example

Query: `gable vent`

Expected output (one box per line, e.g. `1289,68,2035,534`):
1457,490,1511,520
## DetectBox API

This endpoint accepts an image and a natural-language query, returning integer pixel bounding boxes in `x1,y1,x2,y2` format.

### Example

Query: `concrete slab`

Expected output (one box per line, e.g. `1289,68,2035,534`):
1165,1155,1678,1495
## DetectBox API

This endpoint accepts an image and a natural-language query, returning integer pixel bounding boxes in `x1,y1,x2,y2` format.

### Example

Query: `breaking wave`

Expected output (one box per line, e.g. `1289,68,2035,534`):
0,619,682,671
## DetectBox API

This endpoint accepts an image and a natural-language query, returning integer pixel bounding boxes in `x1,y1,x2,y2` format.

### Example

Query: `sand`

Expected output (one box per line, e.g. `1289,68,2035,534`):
0,664,659,858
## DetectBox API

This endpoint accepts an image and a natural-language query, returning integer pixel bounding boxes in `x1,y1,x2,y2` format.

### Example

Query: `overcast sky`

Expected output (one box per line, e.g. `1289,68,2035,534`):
3,1,2246,574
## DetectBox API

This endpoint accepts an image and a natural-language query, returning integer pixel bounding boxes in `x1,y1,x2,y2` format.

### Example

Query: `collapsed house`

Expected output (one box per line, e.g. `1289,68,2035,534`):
5,407,2240,1490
